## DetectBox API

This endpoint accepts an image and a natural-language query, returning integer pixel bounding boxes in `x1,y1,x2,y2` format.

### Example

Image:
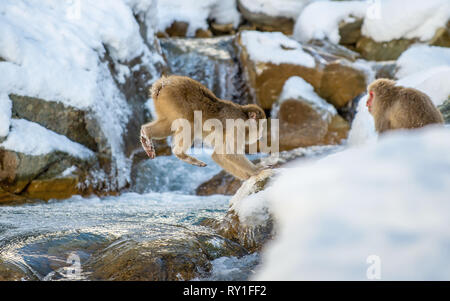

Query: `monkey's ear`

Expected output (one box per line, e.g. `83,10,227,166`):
248,111,257,119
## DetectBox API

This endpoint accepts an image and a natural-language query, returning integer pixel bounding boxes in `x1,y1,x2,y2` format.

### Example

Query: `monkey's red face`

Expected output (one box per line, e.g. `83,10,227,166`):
366,91,374,113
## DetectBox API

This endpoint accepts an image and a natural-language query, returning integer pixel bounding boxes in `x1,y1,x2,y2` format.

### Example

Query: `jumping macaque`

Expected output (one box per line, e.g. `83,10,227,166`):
140,75,267,180
366,79,444,133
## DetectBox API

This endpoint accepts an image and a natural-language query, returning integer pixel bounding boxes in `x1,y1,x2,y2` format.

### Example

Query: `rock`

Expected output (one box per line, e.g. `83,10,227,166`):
160,36,250,104
438,98,450,124
356,36,416,61
306,39,361,62
0,149,96,203
0,260,30,281
195,28,213,38
237,0,295,35
430,21,450,47
157,21,189,38
196,171,243,196
371,61,397,79
210,23,236,36
236,31,367,110
10,94,100,152
215,170,275,252
339,18,363,45
86,229,247,281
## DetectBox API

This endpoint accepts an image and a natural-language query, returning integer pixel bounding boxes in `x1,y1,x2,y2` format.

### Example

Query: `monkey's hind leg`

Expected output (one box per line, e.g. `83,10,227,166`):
141,119,172,159
211,152,259,180
172,128,207,167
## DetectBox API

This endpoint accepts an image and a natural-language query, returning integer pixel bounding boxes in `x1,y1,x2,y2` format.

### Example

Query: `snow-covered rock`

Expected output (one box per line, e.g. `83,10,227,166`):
256,126,450,280
236,30,367,110
155,0,241,37
272,77,349,151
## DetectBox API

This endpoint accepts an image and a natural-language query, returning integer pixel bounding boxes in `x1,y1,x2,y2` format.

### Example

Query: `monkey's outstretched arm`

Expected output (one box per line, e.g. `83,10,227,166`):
141,119,172,159
172,127,207,167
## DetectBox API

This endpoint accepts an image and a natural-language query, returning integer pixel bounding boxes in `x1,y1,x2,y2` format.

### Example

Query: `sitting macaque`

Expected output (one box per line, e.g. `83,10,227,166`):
140,75,266,180
366,79,444,133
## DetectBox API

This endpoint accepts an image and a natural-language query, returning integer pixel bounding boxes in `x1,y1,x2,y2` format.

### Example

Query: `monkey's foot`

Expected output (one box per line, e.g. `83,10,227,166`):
140,130,156,159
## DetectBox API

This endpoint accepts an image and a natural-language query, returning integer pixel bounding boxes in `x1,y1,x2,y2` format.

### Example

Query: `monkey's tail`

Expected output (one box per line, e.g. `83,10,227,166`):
150,76,175,100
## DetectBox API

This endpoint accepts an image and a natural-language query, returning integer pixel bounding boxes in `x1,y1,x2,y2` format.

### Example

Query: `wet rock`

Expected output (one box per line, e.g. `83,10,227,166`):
438,98,450,124
236,31,367,110
306,39,361,62
0,260,30,281
161,36,250,104
86,229,247,281
215,170,275,252
237,0,295,35
356,36,416,61
196,171,243,196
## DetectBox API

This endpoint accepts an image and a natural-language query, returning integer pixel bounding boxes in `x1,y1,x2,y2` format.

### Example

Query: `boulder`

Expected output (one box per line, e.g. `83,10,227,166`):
196,171,243,196
215,169,275,252
236,31,367,110
356,36,416,61
339,18,363,46
237,0,295,35
0,260,30,281
86,230,247,281
430,21,450,48
0,149,94,203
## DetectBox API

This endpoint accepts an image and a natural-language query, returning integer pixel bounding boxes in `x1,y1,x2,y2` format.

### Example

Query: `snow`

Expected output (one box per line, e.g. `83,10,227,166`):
293,1,369,44
396,45,450,79
362,0,450,43
347,94,377,146
274,76,337,122
397,67,450,107
155,0,241,37
239,0,311,19
1,119,94,159
0,93,12,138
256,126,450,280
0,0,164,188
240,31,315,68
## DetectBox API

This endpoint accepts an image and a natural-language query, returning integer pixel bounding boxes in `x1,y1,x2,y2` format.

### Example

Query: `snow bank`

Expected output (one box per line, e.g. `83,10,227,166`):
347,94,377,146
1,119,94,159
0,0,163,187
398,66,450,107
274,76,337,122
0,94,12,138
396,45,450,79
293,1,369,44
256,126,450,280
240,0,311,20
362,0,450,43
240,31,315,68
156,0,240,36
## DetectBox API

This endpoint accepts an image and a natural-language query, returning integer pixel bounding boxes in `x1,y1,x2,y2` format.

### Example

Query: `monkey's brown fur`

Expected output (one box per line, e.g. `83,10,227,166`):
141,75,266,180
367,79,444,133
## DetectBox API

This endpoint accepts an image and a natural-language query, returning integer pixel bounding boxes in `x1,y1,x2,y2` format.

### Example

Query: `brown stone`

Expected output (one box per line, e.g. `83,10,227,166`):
236,32,367,110
196,171,243,196
278,99,328,151
319,62,367,108
323,115,351,145
339,18,363,45
237,0,294,35
195,28,213,38
430,21,450,47
356,36,416,61
210,23,236,35
158,21,189,38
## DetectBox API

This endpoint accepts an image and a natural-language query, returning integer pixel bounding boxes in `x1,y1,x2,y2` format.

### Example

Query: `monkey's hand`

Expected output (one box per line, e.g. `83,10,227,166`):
140,129,156,159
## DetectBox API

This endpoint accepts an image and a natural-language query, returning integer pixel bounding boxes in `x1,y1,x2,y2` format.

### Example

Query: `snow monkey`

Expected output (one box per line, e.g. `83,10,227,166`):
366,79,444,133
140,75,267,180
